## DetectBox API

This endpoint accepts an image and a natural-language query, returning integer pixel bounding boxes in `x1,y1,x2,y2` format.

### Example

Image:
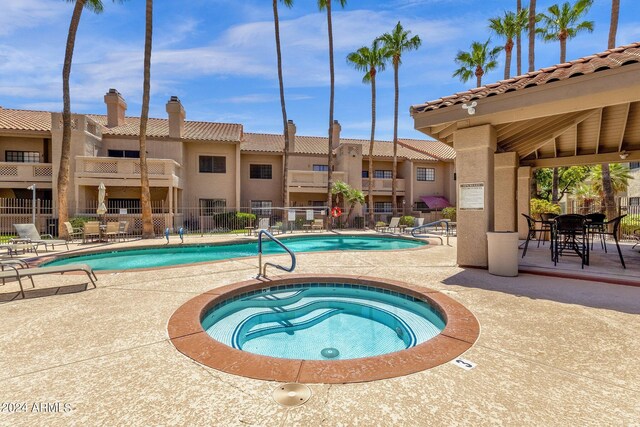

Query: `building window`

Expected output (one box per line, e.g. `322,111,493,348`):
5,151,40,163
313,164,329,172
374,170,392,179
251,200,272,216
250,164,272,179
108,149,140,158
362,170,369,178
374,202,392,213
630,162,640,170
417,167,435,181
200,199,226,215
108,199,141,214
199,156,226,173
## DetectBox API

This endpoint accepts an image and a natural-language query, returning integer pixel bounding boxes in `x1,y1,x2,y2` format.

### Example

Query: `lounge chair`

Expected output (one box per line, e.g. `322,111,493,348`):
0,263,97,298
63,221,83,242
0,258,29,285
405,218,424,234
83,221,101,243
311,219,324,232
382,217,401,233
253,218,272,235
13,224,69,251
0,242,39,257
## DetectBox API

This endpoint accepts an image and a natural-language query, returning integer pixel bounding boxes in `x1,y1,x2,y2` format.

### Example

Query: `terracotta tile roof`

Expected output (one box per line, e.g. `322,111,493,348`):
411,42,640,114
0,108,51,132
242,133,453,161
88,115,242,142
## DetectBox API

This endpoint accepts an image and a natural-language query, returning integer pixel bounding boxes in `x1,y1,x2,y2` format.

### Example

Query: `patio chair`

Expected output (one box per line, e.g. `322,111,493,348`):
103,222,120,241
252,218,272,236
381,217,401,233
539,212,558,247
311,219,324,232
596,215,627,269
83,221,101,243
632,229,640,250
0,263,97,299
521,214,545,258
13,223,69,251
585,213,607,250
63,221,83,242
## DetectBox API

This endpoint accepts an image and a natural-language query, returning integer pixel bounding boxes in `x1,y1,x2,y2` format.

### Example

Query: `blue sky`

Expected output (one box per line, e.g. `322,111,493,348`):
1,0,638,140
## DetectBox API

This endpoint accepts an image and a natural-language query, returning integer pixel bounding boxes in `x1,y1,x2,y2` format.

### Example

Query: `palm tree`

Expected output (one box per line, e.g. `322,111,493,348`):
537,0,594,63
346,40,388,229
331,180,350,227
601,0,621,222
377,22,421,216
344,187,365,225
489,9,528,79
138,0,154,238
528,0,536,72
318,0,347,230
590,164,632,199
273,0,294,215
453,39,503,87
516,0,522,75
537,0,594,202
59,0,116,238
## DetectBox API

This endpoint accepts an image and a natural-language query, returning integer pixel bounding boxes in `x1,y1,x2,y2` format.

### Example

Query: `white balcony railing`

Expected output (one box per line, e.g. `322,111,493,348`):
75,156,181,178
0,162,53,182
288,170,346,189
362,178,405,193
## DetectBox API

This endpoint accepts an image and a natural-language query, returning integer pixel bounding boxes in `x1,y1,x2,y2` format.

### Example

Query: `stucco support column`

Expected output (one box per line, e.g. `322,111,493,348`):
453,124,497,267
494,152,518,231
517,166,532,239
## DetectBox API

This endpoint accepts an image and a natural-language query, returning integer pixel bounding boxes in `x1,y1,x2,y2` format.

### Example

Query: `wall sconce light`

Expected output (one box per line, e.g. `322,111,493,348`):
619,150,629,160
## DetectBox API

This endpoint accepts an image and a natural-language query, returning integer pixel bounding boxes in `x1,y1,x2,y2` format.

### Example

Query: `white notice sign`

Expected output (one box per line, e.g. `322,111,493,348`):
306,210,314,220
288,210,296,221
459,183,485,210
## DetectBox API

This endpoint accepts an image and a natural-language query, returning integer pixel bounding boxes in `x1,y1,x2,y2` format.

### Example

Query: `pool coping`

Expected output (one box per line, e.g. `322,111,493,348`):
168,274,480,384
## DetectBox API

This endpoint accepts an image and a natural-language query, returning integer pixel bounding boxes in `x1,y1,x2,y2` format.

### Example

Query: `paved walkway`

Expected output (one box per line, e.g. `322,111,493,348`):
1,233,639,425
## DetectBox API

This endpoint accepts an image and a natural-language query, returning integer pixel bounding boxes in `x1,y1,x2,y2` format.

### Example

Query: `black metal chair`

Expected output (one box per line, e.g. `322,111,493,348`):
597,215,627,269
539,212,558,247
552,214,588,268
521,214,545,258
585,213,606,250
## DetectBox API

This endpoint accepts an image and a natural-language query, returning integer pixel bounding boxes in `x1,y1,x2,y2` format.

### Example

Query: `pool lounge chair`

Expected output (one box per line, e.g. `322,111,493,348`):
63,221,83,242
13,224,69,251
381,217,401,233
1,242,39,257
0,263,97,299
253,218,277,235
405,218,424,234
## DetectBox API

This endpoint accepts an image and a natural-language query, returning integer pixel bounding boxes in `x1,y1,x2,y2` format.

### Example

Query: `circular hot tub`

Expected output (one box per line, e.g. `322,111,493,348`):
169,275,479,383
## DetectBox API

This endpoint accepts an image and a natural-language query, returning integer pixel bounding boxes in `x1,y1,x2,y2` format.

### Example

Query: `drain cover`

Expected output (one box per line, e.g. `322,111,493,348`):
321,347,340,358
272,383,312,407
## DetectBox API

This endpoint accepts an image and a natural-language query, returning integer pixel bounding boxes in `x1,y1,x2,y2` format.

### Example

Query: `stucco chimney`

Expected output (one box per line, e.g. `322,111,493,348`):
166,96,185,139
104,89,127,127
331,119,341,150
287,120,296,153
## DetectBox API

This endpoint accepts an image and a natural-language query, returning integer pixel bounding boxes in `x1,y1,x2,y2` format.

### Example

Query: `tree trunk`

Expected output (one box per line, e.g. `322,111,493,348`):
325,1,334,230
552,167,559,203
602,0,620,221
475,66,483,88
517,0,522,76
368,67,376,229
58,0,85,239
504,39,513,79
528,0,536,72
391,58,399,215
139,0,154,238
530,168,538,199
608,0,619,49
273,0,290,217
560,35,567,63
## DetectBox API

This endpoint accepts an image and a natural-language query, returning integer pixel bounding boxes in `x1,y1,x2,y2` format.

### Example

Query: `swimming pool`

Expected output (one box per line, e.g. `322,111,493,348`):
202,283,445,360
44,235,426,271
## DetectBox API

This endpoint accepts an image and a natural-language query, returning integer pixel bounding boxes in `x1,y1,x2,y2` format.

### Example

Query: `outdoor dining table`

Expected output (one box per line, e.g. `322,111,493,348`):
550,215,590,268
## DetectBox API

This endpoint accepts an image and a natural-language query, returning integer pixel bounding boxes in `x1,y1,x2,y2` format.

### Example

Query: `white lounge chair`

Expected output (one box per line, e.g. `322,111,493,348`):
0,263,97,298
13,224,69,251
406,218,424,234
381,217,401,233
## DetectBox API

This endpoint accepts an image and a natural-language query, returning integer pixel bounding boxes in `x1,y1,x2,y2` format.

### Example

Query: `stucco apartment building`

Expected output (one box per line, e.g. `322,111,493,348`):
0,89,455,231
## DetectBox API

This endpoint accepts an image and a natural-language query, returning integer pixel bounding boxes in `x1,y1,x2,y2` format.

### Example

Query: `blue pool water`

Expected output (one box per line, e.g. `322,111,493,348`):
44,235,426,271
202,283,445,360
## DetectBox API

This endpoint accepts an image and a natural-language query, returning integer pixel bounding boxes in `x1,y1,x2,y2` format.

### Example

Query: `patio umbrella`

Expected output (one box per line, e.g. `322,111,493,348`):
97,182,107,215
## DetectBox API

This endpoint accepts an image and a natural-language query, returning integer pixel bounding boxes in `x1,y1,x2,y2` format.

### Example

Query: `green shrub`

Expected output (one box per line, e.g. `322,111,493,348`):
235,212,256,229
375,221,386,228
530,199,561,219
621,214,640,236
70,216,92,228
399,215,415,227
441,207,456,222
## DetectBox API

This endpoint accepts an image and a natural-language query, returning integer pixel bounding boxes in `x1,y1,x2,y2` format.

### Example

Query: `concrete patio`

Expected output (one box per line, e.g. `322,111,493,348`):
0,233,639,425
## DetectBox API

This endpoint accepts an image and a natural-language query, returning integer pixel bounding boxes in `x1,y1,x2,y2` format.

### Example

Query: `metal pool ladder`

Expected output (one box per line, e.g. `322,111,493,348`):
411,220,452,245
257,230,297,278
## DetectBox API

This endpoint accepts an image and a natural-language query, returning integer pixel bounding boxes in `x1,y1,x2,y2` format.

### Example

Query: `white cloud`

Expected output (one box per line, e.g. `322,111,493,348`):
0,0,67,36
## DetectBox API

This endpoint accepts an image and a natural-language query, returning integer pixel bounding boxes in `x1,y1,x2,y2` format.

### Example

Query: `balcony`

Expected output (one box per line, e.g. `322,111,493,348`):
75,156,182,188
362,178,405,195
0,162,53,187
288,170,346,193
